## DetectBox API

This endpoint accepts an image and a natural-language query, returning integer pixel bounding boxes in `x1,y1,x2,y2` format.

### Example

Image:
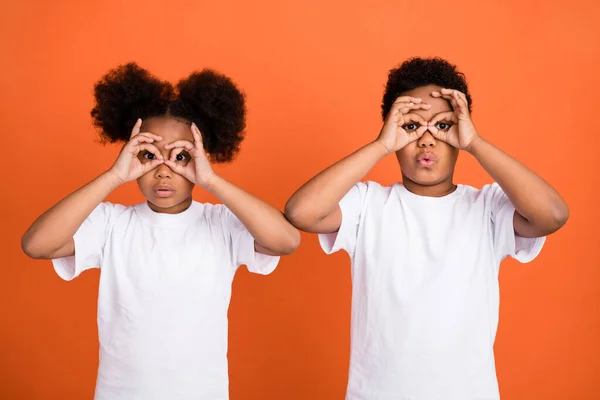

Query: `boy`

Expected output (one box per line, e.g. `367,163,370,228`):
284,57,568,399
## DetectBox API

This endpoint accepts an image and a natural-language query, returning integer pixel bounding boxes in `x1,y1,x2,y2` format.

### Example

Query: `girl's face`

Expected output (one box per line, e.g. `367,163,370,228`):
137,117,196,214
395,84,459,195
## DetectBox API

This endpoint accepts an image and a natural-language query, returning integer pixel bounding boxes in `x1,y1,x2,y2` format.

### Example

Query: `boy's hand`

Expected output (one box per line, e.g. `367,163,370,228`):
164,123,217,188
377,96,430,153
429,89,480,150
109,118,164,184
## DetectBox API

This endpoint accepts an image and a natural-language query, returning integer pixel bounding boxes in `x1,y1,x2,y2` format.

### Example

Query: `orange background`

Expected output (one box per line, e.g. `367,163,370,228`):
1,0,599,399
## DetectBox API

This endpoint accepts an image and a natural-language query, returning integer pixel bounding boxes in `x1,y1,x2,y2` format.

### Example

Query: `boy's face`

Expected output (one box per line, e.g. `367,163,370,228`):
395,84,459,191
137,117,196,214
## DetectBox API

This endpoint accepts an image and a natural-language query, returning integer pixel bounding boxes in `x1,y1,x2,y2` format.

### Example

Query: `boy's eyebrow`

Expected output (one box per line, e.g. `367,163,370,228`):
429,110,453,118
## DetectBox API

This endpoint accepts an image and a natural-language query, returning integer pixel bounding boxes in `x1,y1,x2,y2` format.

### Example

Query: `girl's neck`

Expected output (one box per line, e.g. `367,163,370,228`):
147,196,193,214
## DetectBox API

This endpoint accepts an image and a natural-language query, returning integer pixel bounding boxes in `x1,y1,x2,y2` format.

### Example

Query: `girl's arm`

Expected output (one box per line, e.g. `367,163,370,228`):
22,119,164,259
284,97,431,233
165,123,303,256
205,175,300,255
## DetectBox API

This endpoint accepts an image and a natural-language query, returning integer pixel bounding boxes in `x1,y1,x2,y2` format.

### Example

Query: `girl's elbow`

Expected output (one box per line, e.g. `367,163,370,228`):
280,229,301,255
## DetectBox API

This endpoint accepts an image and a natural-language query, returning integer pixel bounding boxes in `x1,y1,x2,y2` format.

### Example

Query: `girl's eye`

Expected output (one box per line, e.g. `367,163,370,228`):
403,123,419,131
143,152,156,160
175,153,187,162
435,122,452,131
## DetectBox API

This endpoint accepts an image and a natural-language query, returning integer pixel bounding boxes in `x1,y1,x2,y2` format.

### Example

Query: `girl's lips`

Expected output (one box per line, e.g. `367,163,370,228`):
153,186,175,198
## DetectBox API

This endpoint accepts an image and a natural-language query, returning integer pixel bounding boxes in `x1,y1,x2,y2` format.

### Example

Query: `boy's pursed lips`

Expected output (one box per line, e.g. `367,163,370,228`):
417,151,437,167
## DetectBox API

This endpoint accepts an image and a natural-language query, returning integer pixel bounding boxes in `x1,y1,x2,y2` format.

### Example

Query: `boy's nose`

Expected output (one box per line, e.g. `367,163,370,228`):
417,130,436,147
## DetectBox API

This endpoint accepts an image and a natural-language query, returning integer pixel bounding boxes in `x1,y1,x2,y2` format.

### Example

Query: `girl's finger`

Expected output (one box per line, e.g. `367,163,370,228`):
168,147,193,162
130,118,142,139
164,160,187,175
135,143,163,159
142,159,164,173
130,135,154,145
164,140,194,150
191,123,205,150
135,132,163,142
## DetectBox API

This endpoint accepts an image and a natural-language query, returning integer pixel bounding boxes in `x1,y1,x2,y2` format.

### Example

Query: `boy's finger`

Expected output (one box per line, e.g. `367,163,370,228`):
429,111,456,125
393,96,422,104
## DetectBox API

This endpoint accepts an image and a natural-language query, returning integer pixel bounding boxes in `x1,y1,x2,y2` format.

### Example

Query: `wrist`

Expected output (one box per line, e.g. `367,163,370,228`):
198,172,220,191
102,169,126,190
465,136,485,155
372,139,394,157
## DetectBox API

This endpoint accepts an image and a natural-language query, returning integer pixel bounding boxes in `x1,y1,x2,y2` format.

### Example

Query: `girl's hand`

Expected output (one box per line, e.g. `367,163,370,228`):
428,89,480,150
377,96,430,153
164,123,216,188
109,118,164,184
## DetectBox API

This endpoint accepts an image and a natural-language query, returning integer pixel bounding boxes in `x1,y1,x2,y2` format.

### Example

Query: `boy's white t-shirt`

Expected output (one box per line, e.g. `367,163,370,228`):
319,182,545,400
52,201,279,400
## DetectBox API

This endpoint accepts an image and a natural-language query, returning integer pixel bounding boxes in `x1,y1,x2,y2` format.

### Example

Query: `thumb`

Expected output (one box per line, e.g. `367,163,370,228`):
164,160,185,175
141,159,164,175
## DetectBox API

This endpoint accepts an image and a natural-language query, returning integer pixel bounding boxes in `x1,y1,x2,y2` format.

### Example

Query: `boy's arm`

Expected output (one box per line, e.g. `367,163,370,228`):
429,89,568,238
21,120,164,259
467,138,569,237
284,97,431,233
284,141,388,233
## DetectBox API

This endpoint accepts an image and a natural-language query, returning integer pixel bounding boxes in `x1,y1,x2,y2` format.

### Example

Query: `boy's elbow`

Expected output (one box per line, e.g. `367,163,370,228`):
532,204,569,236
551,202,569,230
284,201,316,231
21,234,43,259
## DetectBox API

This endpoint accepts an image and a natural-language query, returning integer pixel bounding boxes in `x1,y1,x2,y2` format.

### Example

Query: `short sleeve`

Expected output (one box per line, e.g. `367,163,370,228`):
218,205,280,275
486,183,546,263
51,202,114,281
318,182,368,258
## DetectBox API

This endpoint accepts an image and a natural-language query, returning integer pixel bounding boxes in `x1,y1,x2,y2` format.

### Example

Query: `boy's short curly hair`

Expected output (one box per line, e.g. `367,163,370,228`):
381,57,472,120
91,62,246,163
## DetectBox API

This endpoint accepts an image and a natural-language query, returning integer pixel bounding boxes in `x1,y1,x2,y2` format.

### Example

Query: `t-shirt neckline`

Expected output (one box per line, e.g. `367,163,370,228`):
395,183,465,202
135,200,200,228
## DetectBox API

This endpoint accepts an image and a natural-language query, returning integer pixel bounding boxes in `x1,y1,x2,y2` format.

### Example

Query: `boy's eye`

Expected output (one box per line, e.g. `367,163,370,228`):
175,153,187,162
403,123,419,131
143,152,156,160
435,122,452,131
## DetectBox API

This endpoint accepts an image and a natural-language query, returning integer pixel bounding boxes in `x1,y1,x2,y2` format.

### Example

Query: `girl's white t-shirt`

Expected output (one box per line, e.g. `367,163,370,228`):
319,182,545,400
53,201,279,400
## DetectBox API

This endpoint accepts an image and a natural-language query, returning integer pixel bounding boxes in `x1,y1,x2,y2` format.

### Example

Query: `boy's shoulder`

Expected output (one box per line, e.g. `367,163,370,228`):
357,181,506,205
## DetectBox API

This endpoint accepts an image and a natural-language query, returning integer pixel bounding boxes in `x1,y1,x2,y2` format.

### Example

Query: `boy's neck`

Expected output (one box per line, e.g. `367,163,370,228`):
402,177,457,198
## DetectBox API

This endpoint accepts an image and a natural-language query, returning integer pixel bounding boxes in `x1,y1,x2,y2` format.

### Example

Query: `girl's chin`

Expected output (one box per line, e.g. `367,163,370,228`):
145,195,192,213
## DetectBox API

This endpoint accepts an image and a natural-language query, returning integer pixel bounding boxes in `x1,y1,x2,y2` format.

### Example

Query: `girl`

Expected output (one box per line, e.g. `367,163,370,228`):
22,63,300,400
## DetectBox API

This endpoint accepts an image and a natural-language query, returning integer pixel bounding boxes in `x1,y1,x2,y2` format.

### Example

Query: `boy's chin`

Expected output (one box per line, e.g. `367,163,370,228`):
406,172,451,187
